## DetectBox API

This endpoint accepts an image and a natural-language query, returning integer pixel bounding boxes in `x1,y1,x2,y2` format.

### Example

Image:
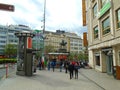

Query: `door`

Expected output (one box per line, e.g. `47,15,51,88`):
106,55,113,75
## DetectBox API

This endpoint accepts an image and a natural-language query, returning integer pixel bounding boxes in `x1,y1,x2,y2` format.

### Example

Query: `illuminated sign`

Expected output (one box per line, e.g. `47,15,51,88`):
98,1,111,18
27,37,32,49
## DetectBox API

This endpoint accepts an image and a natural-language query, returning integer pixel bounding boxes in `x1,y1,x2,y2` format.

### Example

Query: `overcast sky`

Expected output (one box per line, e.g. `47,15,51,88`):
0,0,87,37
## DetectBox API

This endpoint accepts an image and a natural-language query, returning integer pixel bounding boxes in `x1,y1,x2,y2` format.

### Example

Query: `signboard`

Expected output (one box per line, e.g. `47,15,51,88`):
83,32,88,47
27,37,32,49
98,1,111,18
0,3,14,12
82,0,86,26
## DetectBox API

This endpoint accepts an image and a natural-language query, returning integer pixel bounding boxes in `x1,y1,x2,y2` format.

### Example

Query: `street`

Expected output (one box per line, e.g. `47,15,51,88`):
0,68,120,90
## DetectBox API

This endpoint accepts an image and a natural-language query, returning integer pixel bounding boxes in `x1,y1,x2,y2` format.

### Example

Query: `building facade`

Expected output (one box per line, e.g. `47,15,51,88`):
0,24,32,55
44,30,68,53
65,32,83,54
86,0,120,75
43,30,83,54
0,24,83,58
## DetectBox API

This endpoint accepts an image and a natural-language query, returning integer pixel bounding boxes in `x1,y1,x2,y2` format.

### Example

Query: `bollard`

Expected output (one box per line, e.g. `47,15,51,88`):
6,64,8,78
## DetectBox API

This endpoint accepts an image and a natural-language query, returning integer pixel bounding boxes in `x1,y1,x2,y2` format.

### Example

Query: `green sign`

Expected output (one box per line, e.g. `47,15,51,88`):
98,1,111,18
33,29,42,33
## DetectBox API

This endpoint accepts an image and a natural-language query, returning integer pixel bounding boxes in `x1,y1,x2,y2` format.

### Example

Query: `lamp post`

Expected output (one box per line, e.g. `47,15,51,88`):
43,0,46,34
42,0,46,61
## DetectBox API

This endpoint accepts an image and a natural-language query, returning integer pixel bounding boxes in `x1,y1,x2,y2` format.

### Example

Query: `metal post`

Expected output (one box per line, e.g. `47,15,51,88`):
42,0,46,61
43,0,46,34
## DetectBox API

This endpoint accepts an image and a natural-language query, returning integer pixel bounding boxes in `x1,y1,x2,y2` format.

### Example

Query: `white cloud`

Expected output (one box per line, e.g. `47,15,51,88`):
0,0,86,36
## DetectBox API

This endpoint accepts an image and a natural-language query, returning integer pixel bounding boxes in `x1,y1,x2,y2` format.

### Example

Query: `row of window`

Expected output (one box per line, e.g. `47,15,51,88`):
0,41,6,43
8,40,17,43
70,43,82,46
93,9,120,39
0,45,5,48
70,47,83,50
0,31,7,34
0,36,6,39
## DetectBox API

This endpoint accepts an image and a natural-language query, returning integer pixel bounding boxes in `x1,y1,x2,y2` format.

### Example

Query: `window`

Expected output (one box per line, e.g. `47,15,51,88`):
94,26,98,39
0,31,7,34
0,36,6,39
93,4,97,17
116,9,120,29
101,0,106,8
0,45,5,48
102,17,110,35
91,0,95,3
95,55,100,66
0,41,6,43
79,44,82,46
118,51,120,65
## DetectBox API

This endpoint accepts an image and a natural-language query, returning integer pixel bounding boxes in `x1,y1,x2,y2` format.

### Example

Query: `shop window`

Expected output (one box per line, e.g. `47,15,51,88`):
95,55,100,66
116,8,120,29
94,26,98,39
102,17,110,35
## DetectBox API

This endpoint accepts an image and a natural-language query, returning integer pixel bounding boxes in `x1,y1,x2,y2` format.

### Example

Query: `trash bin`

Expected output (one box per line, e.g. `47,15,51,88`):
113,66,120,80
116,66,120,80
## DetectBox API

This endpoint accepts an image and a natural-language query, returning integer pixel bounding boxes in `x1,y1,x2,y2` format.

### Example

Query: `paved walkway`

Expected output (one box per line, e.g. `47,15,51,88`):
0,68,120,90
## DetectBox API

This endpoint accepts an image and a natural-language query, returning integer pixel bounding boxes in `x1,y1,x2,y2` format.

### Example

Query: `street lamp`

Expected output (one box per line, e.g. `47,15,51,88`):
42,0,46,60
43,0,46,34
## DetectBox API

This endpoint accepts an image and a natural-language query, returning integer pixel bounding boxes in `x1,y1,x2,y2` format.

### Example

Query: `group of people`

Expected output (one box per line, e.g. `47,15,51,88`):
37,58,81,80
51,60,80,79
67,61,80,79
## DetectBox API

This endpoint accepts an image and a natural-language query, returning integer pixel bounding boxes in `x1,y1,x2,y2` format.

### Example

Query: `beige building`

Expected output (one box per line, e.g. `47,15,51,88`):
86,0,120,75
44,30,68,53
65,32,83,53
44,30,83,54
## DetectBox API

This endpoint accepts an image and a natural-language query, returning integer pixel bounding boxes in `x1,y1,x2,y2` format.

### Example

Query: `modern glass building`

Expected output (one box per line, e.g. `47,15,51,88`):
0,24,32,55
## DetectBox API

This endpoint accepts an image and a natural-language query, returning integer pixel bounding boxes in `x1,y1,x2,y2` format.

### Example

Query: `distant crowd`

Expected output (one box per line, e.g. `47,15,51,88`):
34,58,89,79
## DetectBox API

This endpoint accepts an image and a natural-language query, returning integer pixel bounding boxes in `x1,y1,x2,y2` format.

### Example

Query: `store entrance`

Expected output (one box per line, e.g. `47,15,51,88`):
106,55,113,75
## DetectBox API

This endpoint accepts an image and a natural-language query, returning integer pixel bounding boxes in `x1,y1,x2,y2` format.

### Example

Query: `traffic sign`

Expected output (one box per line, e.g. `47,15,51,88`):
0,3,14,12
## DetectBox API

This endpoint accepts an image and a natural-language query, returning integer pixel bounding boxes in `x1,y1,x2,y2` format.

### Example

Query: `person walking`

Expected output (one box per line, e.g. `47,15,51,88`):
64,60,69,73
51,60,56,72
68,61,74,79
47,60,51,71
59,60,63,72
34,59,37,72
38,59,42,70
74,62,80,79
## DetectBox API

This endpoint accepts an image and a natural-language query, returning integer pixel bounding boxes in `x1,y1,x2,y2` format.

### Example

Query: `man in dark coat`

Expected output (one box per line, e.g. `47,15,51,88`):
68,62,74,79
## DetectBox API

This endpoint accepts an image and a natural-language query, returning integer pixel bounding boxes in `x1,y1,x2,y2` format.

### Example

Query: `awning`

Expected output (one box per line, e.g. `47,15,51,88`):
102,48,112,52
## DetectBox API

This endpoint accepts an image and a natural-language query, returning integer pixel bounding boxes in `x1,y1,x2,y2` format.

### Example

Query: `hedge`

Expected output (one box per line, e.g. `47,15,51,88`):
0,58,17,64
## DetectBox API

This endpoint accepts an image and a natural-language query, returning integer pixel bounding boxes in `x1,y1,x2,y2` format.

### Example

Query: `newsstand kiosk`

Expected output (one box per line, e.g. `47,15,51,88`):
15,31,35,76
